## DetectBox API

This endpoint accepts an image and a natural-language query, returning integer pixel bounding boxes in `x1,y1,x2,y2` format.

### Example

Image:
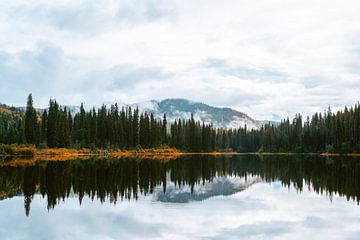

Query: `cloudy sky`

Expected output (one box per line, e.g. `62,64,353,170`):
0,0,359,120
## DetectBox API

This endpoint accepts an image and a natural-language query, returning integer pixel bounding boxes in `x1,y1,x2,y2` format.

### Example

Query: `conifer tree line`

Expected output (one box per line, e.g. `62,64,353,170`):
221,105,360,153
15,94,216,151
0,94,359,153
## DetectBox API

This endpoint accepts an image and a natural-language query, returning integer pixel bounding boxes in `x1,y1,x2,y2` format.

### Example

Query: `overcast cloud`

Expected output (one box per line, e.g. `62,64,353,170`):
0,0,359,120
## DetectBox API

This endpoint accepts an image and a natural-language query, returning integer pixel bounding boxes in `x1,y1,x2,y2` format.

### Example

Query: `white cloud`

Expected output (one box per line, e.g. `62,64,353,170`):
0,0,359,120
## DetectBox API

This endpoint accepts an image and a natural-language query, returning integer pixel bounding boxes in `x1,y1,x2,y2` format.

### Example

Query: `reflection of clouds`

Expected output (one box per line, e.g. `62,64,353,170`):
206,221,292,240
0,181,360,239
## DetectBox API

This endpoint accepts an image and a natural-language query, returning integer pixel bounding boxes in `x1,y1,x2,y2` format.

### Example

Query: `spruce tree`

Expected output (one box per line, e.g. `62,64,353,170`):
47,99,59,148
162,114,167,144
25,94,38,144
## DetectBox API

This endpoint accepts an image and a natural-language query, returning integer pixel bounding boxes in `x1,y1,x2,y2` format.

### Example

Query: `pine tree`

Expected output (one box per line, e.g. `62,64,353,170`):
25,94,38,144
47,99,59,148
162,114,168,144
40,110,48,145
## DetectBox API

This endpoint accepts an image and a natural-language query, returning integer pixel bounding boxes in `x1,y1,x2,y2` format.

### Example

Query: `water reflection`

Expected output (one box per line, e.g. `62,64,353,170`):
154,175,262,203
0,155,359,216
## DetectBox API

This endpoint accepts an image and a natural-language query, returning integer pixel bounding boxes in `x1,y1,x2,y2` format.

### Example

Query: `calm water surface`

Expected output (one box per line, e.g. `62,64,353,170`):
0,155,360,240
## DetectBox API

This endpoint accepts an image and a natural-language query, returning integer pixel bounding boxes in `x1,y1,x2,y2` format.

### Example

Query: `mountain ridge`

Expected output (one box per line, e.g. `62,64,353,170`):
129,98,274,129
1,99,277,129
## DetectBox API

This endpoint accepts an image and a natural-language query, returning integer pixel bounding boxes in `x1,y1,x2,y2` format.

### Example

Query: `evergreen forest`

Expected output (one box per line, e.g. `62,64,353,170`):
0,94,359,153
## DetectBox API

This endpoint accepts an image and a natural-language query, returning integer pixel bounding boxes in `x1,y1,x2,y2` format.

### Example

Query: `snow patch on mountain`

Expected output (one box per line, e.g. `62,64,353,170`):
129,99,268,129
129,100,159,112
227,116,259,129
153,175,262,203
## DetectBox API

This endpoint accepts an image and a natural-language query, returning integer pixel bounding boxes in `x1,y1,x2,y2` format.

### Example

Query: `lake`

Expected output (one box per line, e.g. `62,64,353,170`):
0,154,359,240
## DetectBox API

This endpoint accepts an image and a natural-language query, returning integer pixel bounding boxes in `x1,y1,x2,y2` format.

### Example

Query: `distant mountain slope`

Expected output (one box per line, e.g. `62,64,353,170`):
131,99,274,129
17,105,80,116
0,104,24,124
1,99,277,130
0,103,23,116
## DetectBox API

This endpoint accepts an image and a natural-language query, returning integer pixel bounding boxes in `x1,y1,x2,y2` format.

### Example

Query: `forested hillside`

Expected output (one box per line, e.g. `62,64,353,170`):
0,104,25,144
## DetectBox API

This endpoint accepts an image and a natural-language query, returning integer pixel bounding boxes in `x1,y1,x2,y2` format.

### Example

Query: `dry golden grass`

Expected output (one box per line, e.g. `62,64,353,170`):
36,148,78,156
35,148,99,156
109,148,182,161
0,144,36,156
0,146,186,166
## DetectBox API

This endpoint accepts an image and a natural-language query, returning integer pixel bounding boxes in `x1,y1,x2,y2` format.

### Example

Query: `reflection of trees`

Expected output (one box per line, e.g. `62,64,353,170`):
0,155,359,216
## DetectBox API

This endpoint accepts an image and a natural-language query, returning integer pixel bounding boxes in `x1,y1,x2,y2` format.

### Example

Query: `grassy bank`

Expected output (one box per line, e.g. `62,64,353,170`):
1,144,360,161
0,144,183,159
0,144,36,156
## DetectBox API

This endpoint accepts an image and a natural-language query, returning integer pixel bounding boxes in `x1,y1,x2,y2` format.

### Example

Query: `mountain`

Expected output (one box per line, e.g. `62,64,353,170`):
2,99,277,130
131,99,274,129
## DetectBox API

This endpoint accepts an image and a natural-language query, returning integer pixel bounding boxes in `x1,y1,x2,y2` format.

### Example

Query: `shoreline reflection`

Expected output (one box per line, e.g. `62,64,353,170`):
0,155,359,216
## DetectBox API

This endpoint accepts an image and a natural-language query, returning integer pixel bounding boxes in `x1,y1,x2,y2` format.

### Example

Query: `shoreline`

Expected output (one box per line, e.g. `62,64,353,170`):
1,150,360,158
1,145,360,159
1,150,360,167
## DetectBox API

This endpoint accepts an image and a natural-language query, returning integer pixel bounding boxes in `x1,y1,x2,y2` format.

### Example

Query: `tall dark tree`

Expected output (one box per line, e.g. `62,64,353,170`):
162,114,168,144
25,94,38,144
40,110,48,145
47,99,59,148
